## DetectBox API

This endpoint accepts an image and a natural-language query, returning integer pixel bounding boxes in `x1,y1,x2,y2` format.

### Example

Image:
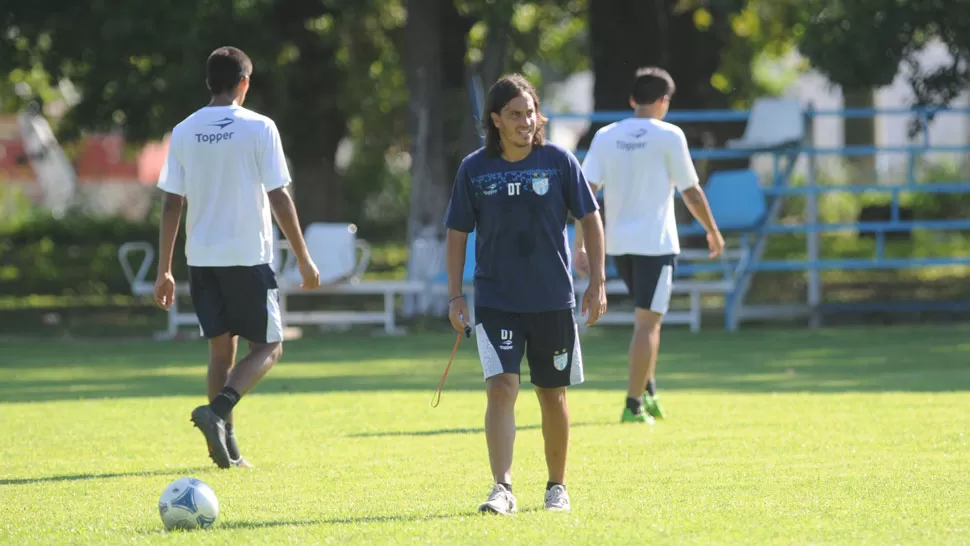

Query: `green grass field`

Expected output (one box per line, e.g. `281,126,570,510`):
1,324,969,545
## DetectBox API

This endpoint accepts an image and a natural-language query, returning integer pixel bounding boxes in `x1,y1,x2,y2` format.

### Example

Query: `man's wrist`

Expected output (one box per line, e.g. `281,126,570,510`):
296,249,313,264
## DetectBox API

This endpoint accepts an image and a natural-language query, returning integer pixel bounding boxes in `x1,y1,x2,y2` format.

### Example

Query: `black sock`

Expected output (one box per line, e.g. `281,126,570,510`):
226,423,241,460
546,481,563,491
498,482,512,493
626,397,643,414
646,378,657,397
209,387,241,420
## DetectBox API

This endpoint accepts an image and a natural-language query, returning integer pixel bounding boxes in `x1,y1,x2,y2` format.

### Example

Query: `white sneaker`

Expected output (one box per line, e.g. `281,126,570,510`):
544,484,570,511
478,483,517,515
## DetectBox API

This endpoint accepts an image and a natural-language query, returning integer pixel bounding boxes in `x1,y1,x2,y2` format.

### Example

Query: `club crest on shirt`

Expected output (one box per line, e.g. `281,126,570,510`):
553,349,569,371
532,176,549,196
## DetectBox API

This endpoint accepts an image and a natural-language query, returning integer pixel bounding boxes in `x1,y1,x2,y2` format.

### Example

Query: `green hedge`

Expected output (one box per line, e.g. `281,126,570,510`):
0,215,187,297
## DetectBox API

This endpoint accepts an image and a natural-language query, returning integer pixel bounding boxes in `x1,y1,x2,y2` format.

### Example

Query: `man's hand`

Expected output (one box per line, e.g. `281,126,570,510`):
154,271,176,310
299,258,321,290
581,277,607,327
448,296,471,333
573,246,590,278
707,230,725,259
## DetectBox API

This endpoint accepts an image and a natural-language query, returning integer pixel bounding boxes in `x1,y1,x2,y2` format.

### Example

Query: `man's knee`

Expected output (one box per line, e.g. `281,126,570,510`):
634,308,663,333
208,333,236,365
485,373,519,404
535,386,567,408
250,340,283,363
267,341,283,362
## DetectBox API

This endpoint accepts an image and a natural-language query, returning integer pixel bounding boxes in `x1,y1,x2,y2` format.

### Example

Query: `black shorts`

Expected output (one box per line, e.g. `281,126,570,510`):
188,264,283,343
474,306,583,389
613,254,677,314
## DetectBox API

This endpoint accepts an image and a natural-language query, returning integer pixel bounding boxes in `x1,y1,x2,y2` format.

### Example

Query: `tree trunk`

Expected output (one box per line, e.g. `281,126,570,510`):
403,0,477,244
403,0,479,316
269,0,348,225
404,0,450,246
441,2,479,185
580,0,748,238
843,87,876,178
290,152,343,225
580,0,743,150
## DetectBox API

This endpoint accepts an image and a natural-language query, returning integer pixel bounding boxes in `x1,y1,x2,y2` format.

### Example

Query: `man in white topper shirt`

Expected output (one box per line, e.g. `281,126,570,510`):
572,66,724,424
154,46,320,469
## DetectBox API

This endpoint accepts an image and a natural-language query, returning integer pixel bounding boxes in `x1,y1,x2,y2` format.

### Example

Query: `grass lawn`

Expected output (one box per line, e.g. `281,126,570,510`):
1,324,969,544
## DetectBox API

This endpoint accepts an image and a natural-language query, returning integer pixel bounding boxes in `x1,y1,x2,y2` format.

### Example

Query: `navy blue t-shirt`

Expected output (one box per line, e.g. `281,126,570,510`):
444,143,599,313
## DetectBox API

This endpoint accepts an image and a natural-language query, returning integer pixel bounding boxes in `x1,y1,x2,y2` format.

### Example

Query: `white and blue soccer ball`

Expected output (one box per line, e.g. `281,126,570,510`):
158,477,219,531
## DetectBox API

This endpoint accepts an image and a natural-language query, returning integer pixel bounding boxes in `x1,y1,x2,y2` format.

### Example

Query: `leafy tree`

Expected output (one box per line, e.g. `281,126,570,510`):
0,0,398,225
787,0,970,134
577,0,758,157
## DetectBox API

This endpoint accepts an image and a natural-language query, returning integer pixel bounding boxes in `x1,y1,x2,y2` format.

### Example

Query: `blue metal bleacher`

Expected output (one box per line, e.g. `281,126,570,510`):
548,102,970,330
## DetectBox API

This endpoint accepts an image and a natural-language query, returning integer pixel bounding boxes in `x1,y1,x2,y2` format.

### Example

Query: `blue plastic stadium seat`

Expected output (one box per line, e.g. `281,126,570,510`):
462,231,477,282
701,169,767,231
433,230,476,284
566,223,618,279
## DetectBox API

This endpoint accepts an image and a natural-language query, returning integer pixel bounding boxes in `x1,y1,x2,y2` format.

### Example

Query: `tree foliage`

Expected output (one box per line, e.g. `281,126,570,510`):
777,0,970,111
9,0,967,242
0,0,402,225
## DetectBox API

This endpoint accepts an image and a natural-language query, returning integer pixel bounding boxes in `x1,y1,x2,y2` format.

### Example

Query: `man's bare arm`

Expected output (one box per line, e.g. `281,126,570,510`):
578,210,606,282
681,186,719,235
157,192,184,277
445,229,469,298
268,187,310,263
573,183,601,252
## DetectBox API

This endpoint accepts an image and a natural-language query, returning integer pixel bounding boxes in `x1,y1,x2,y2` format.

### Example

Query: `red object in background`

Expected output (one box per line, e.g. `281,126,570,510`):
0,114,167,185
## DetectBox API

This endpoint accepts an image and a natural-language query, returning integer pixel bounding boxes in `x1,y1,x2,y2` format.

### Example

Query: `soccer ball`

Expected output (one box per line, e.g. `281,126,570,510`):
158,477,219,531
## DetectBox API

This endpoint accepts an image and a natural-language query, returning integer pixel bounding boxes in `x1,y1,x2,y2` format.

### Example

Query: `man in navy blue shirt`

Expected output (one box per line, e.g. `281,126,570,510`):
444,74,607,514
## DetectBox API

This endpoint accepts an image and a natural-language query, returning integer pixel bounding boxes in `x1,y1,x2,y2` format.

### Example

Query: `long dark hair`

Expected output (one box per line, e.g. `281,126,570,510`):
482,74,547,156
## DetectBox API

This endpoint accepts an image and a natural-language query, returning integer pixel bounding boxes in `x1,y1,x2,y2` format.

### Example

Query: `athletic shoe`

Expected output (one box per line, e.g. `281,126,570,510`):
643,394,666,419
190,405,231,469
544,484,571,511
478,483,517,515
621,407,655,424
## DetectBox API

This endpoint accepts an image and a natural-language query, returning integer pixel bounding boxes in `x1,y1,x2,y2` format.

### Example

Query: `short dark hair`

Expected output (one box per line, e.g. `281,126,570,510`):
631,67,675,105
206,46,253,95
482,74,547,156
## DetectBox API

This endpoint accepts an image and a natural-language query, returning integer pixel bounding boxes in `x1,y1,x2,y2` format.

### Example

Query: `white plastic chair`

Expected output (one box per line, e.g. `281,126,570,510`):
277,223,371,287
727,98,805,150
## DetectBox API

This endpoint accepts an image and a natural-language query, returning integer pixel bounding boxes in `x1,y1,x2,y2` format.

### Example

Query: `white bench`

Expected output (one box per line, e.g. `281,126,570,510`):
572,248,742,333
118,241,197,339
573,277,733,333
119,223,426,338
274,223,425,335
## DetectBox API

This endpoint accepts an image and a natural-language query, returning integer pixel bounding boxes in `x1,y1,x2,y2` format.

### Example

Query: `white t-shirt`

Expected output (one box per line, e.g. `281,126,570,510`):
581,117,699,256
157,104,291,267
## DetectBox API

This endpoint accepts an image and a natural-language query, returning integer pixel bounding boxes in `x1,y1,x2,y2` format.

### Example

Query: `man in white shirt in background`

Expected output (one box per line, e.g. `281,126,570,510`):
153,46,320,469
572,66,724,424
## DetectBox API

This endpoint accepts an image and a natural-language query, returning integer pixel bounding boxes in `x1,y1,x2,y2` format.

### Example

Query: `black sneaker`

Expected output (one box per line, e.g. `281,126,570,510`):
190,405,231,469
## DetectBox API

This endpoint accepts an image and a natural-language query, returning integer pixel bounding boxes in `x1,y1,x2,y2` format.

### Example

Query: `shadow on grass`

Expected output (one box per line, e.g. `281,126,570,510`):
348,421,600,438
2,326,970,402
0,466,212,486
218,511,474,531
216,505,548,531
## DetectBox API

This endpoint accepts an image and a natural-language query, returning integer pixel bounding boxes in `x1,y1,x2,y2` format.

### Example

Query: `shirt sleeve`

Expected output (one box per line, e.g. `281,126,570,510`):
668,127,700,192
443,160,476,233
581,131,605,186
259,120,292,192
563,148,600,220
156,134,185,196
